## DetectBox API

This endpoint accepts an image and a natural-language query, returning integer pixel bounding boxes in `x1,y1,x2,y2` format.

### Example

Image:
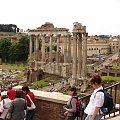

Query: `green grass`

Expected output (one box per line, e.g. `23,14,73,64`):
0,63,26,70
32,80,49,87
112,63,120,69
0,80,3,84
16,73,24,78
102,76,120,81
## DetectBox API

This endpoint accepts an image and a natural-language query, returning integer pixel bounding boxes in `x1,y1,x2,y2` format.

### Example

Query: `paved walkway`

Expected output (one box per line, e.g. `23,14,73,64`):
107,115,120,120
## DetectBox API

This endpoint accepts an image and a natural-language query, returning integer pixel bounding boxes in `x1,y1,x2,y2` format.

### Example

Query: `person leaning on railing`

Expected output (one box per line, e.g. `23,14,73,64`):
84,75,104,120
63,86,77,120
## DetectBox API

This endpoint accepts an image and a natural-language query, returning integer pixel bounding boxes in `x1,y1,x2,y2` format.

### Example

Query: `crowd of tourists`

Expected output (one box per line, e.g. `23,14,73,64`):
0,75,112,120
0,85,35,120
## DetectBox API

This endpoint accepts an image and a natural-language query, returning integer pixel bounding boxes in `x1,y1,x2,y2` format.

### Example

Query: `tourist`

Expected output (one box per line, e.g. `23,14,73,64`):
0,89,1,102
63,86,77,120
7,86,16,100
22,85,36,120
0,92,11,120
8,90,27,120
84,75,104,120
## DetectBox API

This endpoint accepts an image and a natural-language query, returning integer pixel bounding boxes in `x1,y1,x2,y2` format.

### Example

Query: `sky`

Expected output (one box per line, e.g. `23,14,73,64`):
0,0,120,35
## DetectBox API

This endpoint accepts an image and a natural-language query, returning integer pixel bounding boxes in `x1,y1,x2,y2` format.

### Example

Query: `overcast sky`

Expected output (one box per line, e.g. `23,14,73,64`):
1,0,120,35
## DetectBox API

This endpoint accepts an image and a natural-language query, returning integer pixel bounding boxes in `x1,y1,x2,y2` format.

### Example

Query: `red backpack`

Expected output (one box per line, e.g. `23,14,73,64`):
70,96,85,118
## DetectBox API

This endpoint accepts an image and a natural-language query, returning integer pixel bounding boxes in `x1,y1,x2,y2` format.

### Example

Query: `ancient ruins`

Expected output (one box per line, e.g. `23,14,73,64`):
27,22,88,88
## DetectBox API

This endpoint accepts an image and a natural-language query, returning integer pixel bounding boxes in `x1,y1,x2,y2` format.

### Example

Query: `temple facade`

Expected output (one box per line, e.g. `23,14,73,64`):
27,22,88,84
27,22,120,86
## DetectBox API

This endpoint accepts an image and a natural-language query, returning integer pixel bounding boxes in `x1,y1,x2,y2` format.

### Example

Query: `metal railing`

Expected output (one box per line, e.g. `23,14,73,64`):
80,82,120,119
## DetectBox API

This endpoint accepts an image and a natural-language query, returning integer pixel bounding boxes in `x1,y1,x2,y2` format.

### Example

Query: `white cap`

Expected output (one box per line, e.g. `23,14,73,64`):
1,92,7,96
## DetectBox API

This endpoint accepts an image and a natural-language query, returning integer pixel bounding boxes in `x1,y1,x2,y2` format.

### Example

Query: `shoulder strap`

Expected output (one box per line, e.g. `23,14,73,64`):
97,89,104,92
94,89,104,98
27,95,33,103
3,99,5,108
97,89,104,93
70,96,78,107
72,96,78,99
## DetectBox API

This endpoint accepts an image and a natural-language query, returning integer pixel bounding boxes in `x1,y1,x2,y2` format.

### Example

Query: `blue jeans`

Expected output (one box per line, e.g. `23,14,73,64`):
85,114,103,120
26,109,36,120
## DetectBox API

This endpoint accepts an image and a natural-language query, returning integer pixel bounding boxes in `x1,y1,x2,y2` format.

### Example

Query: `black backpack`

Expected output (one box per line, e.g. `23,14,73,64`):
97,89,114,114
70,96,85,118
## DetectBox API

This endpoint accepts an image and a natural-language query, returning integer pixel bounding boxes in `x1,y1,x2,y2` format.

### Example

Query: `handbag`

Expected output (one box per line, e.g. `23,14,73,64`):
0,100,11,120
0,109,8,119
5,112,11,120
27,95,36,110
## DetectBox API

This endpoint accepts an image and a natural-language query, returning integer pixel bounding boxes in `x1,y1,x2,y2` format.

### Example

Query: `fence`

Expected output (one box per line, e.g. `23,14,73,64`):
80,82,120,119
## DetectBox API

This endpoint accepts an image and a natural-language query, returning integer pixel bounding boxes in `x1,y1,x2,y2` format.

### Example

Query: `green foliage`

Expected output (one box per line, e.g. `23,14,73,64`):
53,45,57,51
45,46,50,52
17,36,29,61
45,45,57,52
0,38,11,62
0,35,29,63
0,80,3,84
102,76,120,81
112,63,120,68
16,73,24,78
0,24,17,33
9,42,19,62
32,80,49,87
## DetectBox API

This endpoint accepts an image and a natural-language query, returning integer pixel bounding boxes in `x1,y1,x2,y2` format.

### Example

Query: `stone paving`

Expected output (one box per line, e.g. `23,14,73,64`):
107,115,120,120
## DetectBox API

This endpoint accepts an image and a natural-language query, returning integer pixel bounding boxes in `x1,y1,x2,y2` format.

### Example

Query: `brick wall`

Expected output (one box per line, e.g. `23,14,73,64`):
35,98,66,120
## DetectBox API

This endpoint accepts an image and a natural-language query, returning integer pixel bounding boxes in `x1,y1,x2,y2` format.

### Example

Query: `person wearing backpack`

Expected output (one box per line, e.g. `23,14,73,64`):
84,75,104,120
22,85,36,120
0,92,11,120
63,86,77,120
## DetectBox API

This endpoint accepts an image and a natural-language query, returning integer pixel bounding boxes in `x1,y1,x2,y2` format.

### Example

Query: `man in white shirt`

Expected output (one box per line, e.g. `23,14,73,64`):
84,75,104,120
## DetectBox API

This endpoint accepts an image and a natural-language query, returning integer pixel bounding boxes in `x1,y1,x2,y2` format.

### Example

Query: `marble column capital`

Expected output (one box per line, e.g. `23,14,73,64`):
31,34,34,37
82,26,86,33
67,34,71,37
56,34,61,37
41,34,46,37
73,33,77,37
83,32,88,36
63,35,68,38
49,34,54,37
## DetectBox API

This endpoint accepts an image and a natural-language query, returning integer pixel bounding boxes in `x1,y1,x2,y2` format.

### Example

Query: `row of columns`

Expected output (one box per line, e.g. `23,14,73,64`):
29,22,88,81
72,23,88,80
29,34,72,64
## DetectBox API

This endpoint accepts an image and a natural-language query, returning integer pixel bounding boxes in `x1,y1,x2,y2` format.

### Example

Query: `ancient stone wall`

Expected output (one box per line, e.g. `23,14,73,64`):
35,99,65,120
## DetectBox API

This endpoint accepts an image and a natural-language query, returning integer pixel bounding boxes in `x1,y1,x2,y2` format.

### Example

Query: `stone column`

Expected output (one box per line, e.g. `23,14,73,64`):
41,34,46,62
77,33,82,78
34,35,36,59
118,36,120,63
67,34,71,63
64,35,68,63
29,35,32,60
56,34,61,64
82,32,88,78
35,35,39,60
72,33,77,78
49,34,53,62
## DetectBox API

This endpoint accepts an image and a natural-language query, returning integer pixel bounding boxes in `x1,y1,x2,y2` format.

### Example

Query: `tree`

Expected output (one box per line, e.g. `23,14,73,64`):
0,38,11,62
0,36,29,63
16,36,29,61
9,42,19,63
